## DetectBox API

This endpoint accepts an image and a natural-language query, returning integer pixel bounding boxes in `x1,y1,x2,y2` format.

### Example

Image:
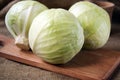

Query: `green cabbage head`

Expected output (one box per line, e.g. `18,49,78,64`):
69,1,111,49
29,9,84,64
5,0,48,50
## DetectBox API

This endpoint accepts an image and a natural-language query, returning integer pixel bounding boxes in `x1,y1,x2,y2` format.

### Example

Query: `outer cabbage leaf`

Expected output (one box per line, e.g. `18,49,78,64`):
5,0,48,50
29,9,84,64
69,1,111,49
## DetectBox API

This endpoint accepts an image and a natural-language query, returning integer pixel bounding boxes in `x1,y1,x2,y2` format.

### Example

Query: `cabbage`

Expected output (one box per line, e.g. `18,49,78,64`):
69,1,111,49
5,0,48,50
29,9,84,64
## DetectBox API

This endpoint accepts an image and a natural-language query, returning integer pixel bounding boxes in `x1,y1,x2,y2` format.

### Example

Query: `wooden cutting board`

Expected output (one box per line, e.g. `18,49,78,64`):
0,34,120,80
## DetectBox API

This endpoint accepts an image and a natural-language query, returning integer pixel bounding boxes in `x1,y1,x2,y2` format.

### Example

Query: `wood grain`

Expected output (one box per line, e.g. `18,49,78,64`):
0,34,120,80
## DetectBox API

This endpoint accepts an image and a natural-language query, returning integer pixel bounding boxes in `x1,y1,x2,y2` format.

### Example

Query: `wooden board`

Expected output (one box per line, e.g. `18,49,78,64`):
0,34,120,80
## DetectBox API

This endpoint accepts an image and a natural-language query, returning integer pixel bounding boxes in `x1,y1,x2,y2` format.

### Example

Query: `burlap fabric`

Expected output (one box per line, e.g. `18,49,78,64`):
0,0,120,80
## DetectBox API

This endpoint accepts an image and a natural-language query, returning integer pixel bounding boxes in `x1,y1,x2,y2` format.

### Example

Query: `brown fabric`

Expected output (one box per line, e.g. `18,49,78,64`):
0,57,78,80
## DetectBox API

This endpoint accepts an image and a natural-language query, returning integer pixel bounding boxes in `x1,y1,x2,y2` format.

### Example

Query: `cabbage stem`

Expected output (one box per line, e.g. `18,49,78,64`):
15,35,29,50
